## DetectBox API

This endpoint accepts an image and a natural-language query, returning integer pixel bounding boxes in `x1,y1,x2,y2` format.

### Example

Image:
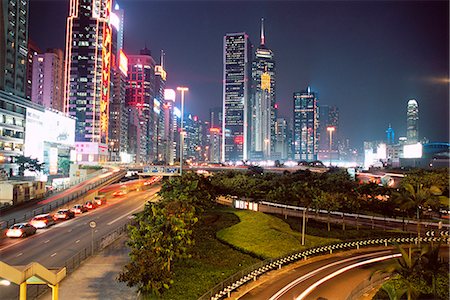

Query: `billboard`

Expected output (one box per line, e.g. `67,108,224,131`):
24,108,45,162
403,143,422,158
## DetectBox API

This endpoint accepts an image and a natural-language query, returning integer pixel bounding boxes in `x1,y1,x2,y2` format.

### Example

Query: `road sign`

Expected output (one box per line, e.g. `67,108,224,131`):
89,221,97,228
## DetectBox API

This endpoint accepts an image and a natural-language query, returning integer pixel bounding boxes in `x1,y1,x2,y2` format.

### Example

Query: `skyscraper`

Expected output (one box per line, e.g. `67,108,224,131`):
406,99,419,144
0,0,29,98
26,39,41,100
293,87,319,161
222,32,252,162
64,0,113,162
154,50,167,163
126,48,156,163
386,124,395,145
163,89,175,164
274,117,288,160
31,49,65,112
251,18,276,160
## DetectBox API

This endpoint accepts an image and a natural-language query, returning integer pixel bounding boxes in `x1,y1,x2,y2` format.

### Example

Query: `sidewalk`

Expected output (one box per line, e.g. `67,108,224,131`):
41,236,137,300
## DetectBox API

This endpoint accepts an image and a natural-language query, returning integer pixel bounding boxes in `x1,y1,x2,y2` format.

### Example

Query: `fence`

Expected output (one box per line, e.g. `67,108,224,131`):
198,236,449,300
26,221,131,299
1,170,126,229
346,273,391,300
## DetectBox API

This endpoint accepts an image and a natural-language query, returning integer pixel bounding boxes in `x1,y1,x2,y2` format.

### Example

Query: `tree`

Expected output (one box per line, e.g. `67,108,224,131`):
15,155,45,176
119,201,197,295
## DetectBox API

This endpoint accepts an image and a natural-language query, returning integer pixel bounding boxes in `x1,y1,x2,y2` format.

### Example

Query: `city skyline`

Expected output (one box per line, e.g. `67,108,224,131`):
29,0,449,148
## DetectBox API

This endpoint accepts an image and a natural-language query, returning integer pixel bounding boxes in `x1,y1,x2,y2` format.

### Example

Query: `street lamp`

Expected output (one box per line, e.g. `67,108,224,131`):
177,87,189,176
327,126,335,167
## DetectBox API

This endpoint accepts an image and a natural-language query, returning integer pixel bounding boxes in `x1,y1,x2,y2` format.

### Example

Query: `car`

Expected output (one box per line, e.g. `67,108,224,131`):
84,201,97,210
53,209,75,220
6,223,37,238
94,195,107,205
71,204,88,214
29,214,56,229
112,190,126,197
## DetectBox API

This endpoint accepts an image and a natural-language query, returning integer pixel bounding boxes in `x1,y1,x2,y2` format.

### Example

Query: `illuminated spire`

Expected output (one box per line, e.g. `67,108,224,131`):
161,50,165,69
260,17,265,46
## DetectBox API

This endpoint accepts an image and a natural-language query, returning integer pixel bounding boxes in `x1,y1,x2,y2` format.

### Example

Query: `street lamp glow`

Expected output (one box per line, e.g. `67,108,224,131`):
0,279,11,286
177,87,189,176
327,126,335,167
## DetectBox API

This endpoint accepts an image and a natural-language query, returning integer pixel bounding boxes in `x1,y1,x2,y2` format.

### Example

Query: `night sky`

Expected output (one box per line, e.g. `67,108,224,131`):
29,0,449,148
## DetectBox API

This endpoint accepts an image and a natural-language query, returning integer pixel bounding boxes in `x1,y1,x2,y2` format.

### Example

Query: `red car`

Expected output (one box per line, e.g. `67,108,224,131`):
85,201,98,210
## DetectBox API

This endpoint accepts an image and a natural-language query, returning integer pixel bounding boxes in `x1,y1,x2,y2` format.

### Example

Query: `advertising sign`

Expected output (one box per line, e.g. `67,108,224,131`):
100,0,112,144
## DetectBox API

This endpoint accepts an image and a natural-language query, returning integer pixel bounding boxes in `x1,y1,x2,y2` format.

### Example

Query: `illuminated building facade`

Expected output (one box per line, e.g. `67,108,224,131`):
64,0,113,163
154,51,166,163
0,0,29,98
126,48,156,163
26,39,41,100
406,99,419,144
251,18,276,160
31,49,65,112
163,89,175,164
274,118,288,160
293,87,319,161
222,32,252,162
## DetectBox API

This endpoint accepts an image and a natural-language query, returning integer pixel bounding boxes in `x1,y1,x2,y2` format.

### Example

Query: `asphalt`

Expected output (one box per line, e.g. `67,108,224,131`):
0,183,161,300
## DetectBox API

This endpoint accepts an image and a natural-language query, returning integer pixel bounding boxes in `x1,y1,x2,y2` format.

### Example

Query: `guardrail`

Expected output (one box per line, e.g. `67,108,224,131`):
259,201,450,229
346,273,391,300
198,236,449,300
1,170,126,229
27,221,131,299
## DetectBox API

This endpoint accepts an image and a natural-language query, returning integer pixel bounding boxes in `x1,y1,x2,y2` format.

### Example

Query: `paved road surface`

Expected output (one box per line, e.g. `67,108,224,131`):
0,182,160,299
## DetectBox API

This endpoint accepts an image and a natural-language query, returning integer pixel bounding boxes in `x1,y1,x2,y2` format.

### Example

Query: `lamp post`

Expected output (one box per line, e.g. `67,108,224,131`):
327,126,335,167
177,87,189,176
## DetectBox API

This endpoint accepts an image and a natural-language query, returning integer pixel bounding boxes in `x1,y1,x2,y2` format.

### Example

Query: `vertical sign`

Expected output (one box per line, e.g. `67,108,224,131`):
100,0,112,144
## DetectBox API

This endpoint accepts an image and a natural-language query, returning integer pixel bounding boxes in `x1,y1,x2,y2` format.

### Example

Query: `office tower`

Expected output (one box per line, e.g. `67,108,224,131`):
251,18,276,160
184,115,203,162
31,49,65,112
110,3,124,57
386,124,395,145
126,48,156,163
274,118,288,160
109,50,128,161
154,50,167,163
406,99,419,144
64,0,113,162
163,89,175,164
293,87,319,161
209,107,222,129
26,39,41,99
0,0,29,97
209,128,221,163
222,32,252,162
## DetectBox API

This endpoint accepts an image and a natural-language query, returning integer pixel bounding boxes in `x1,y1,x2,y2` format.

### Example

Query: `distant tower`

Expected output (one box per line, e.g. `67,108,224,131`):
222,32,252,162
386,124,395,145
251,18,276,160
293,87,319,161
406,99,419,144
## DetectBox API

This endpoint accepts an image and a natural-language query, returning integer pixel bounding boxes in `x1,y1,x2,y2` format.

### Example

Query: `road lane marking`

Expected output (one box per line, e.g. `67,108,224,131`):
296,253,401,300
107,205,144,225
16,253,23,257
75,240,80,243
44,240,50,243
269,251,393,300
50,253,57,257
67,229,72,232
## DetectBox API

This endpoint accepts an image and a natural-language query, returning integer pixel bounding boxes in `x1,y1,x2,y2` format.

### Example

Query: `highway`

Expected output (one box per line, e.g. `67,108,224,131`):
239,249,399,300
0,181,161,299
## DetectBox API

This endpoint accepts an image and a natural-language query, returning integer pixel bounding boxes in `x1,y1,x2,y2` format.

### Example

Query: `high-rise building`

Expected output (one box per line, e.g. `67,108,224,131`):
163,89,175,164
386,124,395,145
26,39,41,100
154,51,167,163
126,48,156,163
406,99,419,144
222,32,252,162
31,49,65,112
293,87,319,161
251,18,276,160
64,0,113,163
0,0,29,98
209,127,221,163
274,118,288,160
209,107,222,129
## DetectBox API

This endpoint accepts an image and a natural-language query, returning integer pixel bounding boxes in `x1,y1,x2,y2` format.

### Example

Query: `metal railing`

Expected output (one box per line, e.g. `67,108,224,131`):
1,170,126,229
27,221,131,299
198,236,449,300
346,273,391,300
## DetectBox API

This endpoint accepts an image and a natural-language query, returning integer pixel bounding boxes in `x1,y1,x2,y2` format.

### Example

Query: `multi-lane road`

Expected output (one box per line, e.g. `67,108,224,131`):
0,181,160,299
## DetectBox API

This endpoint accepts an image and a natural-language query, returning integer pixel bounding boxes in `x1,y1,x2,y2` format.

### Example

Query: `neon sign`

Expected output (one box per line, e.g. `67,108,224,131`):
119,49,128,76
100,0,112,144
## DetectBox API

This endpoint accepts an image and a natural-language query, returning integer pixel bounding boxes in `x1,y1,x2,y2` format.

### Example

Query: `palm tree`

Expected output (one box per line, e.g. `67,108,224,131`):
395,183,441,243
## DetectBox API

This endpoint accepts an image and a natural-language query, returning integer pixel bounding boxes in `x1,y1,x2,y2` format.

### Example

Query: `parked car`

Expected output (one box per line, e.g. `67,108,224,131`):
6,223,37,238
85,201,97,210
71,204,88,214
94,195,107,206
53,209,75,220
29,214,56,229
